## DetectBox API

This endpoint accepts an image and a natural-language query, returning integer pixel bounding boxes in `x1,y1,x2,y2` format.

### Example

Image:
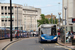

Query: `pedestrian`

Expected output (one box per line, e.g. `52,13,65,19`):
33,33,34,37
66,32,69,42
58,32,60,40
27,33,29,37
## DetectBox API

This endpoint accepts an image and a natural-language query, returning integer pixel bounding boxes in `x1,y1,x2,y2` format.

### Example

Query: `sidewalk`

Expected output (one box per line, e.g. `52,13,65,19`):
58,39,75,50
0,38,22,50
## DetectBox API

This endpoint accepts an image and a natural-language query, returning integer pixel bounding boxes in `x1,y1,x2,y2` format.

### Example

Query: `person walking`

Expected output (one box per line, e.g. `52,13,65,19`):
58,32,60,40
33,33,34,37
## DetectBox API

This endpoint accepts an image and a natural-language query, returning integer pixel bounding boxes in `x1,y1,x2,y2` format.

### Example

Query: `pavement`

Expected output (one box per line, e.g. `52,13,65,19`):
58,39,75,50
4,37,72,50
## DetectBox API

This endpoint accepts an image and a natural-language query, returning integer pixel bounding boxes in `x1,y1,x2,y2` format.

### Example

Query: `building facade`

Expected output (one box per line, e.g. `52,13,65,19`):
0,3,41,31
62,0,75,25
22,6,41,31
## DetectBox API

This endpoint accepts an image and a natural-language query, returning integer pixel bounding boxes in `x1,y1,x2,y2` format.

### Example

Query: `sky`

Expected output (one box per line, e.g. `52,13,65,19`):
0,0,62,18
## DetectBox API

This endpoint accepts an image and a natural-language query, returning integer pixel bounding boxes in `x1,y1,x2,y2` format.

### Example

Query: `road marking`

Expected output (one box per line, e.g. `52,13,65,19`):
39,46,44,50
45,44,48,46
43,48,44,50
5,38,36,50
55,43,59,45
43,44,45,46
5,42,16,50
55,43,72,50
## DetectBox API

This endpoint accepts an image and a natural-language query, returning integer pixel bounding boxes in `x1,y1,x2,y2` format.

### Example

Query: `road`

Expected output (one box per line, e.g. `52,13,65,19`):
6,37,71,50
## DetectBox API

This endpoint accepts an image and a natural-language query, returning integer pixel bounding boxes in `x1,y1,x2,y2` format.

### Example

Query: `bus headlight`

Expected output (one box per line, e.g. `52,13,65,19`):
53,37,57,39
41,37,45,39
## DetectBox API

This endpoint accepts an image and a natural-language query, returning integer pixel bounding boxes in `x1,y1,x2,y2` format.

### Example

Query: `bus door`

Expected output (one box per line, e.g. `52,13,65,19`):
51,27,56,35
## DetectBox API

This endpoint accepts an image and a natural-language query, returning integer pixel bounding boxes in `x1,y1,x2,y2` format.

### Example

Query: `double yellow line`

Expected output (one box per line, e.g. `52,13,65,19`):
55,43,72,50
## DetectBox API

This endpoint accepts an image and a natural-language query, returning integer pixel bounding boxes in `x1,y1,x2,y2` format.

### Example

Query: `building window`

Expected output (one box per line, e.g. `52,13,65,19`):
8,13,13,15
1,20,4,22
8,7,13,10
8,7,10,10
1,6,3,10
5,20,7,22
8,13,10,15
8,20,14,21
1,13,4,15
5,13,7,15
8,20,10,21
11,7,13,10
5,6,7,10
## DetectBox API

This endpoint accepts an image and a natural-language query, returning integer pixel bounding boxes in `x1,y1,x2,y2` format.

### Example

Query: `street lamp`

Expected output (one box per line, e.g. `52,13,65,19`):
15,6,19,39
24,17,26,30
4,24,6,38
55,15,56,24
29,15,32,32
64,7,67,44
48,18,50,24
64,7,67,25
58,12,61,27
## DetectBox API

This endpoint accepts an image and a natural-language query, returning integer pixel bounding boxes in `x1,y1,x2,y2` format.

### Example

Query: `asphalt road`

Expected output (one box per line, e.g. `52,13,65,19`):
6,37,71,50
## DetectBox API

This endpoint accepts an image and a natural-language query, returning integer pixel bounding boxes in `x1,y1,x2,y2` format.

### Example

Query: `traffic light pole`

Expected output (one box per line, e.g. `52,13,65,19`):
10,0,12,41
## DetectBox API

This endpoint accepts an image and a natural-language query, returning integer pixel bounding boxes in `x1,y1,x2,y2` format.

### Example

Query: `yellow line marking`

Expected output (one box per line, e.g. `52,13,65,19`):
45,44,48,46
39,46,44,50
5,38,31,50
55,43,59,45
55,43,72,50
69,49,72,50
5,42,16,50
43,48,44,50
43,44,45,46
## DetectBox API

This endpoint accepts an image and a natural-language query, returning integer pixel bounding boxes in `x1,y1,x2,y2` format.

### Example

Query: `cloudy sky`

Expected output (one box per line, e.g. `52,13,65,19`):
0,0,62,18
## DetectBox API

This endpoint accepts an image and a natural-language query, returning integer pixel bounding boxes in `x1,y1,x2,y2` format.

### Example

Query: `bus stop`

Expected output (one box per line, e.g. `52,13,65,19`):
59,25,75,44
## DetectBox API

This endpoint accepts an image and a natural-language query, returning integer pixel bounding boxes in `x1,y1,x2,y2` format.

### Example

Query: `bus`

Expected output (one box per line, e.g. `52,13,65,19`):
38,24,57,42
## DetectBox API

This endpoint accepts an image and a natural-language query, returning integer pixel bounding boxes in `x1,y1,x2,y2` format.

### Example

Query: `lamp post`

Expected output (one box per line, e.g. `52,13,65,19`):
10,0,12,41
64,7,67,44
48,18,50,24
15,6,18,39
31,16,32,31
64,7,67,25
58,12,61,27
55,15,56,24
29,15,32,32
24,18,26,30
4,24,6,38
51,13,53,24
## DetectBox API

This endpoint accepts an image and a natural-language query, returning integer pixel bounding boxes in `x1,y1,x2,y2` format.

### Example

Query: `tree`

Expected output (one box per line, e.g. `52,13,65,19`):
37,14,58,27
37,14,49,27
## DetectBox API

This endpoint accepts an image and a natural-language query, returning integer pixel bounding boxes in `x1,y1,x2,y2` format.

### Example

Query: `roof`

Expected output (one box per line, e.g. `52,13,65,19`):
39,24,57,28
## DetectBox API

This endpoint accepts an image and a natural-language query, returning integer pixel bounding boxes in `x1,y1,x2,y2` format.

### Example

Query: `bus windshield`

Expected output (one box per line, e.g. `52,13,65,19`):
41,27,51,35
41,27,56,36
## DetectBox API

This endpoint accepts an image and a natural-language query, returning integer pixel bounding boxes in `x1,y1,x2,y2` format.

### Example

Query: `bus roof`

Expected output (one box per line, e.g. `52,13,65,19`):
39,24,57,28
